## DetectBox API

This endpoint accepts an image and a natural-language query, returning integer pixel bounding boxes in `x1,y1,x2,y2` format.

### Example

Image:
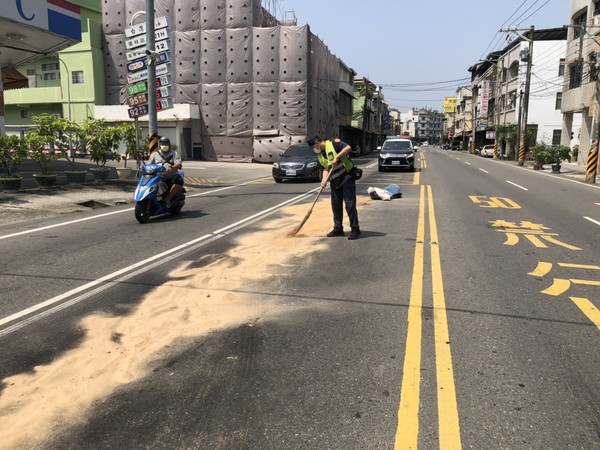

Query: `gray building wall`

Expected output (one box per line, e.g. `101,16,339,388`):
102,0,341,162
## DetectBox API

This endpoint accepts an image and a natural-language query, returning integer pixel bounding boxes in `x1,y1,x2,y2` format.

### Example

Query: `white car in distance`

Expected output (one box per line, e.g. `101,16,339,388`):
480,144,494,158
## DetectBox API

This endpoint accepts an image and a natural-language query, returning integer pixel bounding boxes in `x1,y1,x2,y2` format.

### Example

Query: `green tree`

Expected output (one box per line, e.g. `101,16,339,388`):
0,135,27,178
81,119,123,168
26,131,59,175
119,123,141,168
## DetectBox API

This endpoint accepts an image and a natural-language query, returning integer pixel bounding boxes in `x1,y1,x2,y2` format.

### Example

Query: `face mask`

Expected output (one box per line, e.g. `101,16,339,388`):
312,147,320,154
160,145,169,151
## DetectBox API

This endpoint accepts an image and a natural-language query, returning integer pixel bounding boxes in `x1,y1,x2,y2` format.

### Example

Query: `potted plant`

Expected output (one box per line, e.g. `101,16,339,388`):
26,131,60,188
116,123,139,180
572,144,579,162
530,143,548,170
545,145,571,173
0,135,27,191
82,119,122,182
58,118,87,184
31,114,86,185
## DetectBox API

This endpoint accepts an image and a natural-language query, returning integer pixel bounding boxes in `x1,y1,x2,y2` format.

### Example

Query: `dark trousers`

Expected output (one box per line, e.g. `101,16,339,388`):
331,178,359,230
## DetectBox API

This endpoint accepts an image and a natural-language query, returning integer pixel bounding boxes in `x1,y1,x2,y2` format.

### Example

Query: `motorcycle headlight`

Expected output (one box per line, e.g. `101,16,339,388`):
307,162,317,168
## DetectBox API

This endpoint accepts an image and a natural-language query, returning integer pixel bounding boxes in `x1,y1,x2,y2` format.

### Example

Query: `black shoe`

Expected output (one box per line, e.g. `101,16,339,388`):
348,228,361,240
327,228,345,237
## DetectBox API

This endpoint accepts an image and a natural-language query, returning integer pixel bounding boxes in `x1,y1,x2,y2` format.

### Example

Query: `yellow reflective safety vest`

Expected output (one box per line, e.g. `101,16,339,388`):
317,140,353,182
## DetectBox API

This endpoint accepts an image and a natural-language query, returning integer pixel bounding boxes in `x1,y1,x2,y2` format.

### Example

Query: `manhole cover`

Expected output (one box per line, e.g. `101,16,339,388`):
77,200,110,209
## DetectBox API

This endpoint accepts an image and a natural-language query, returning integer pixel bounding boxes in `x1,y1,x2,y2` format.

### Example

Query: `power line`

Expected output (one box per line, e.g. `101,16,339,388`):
512,0,550,28
379,77,470,88
479,0,530,60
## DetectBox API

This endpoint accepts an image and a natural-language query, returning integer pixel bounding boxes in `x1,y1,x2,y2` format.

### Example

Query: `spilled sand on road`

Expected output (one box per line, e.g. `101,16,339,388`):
0,197,371,449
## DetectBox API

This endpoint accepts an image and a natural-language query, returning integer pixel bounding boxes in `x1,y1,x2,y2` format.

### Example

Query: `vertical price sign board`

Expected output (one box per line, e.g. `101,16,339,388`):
125,16,173,118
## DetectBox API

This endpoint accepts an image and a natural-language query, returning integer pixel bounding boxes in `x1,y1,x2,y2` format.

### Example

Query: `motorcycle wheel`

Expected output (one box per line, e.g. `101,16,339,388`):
170,203,183,215
135,200,152,223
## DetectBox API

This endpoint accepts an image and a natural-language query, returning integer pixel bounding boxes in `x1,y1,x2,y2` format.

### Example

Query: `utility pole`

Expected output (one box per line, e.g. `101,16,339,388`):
500,26,534,165
471,84,477,153
518,26,534,165
146,0,158,157
491,62,500,159
581,22,599,183
516,89,523,161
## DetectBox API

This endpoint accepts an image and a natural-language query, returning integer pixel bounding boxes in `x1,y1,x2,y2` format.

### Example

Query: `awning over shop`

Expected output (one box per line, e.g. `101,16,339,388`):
1,66,27,90
0,1,81,68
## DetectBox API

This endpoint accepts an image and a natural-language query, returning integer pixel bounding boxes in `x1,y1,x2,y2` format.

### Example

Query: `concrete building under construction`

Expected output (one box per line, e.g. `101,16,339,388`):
100,0,343,162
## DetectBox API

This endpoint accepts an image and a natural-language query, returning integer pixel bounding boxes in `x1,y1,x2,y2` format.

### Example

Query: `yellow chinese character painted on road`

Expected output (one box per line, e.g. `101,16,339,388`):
528,262,600,330
490,220,581,250
529,262,600,295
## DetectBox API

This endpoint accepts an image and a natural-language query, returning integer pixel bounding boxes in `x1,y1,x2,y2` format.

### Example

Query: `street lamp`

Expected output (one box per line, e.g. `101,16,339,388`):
57,56,73,156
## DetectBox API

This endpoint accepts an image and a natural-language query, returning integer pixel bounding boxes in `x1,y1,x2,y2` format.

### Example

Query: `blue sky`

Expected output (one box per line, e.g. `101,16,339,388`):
277,0,570,112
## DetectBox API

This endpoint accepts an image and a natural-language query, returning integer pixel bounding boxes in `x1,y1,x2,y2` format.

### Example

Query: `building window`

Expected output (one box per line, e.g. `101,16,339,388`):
573,12,587,38
26,68,35,76
42,63,59,72
72,70,84,84
590,53,598,82
552,130,562,146
43,73,57,81
595,0,600,16
508,62,519,80
569,63,582,89
555,92,562,110
20,110,28,119
558,58,565,76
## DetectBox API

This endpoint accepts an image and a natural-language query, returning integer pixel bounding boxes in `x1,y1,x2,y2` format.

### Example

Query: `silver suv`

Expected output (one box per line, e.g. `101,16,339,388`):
377,139,415,172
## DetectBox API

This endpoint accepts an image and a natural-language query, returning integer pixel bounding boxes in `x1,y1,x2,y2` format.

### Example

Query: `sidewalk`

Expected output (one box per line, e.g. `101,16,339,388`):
0,179,136,227
519,159,588,179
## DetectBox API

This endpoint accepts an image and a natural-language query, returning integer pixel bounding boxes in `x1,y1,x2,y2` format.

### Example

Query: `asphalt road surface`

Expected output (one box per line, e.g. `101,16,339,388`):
0,149,599,449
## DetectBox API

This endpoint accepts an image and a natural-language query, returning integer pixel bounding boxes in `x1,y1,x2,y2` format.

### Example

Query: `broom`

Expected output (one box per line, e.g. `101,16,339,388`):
288,172,330,237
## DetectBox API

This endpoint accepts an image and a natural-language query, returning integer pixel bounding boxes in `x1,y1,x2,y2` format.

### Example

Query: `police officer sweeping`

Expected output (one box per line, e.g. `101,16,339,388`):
307,135,361,240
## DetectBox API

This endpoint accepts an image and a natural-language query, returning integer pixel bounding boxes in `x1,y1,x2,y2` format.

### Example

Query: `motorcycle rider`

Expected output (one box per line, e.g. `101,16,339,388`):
147,136,183,208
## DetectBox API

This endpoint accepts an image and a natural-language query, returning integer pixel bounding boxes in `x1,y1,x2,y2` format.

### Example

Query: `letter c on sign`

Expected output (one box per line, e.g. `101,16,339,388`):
16,0,35,21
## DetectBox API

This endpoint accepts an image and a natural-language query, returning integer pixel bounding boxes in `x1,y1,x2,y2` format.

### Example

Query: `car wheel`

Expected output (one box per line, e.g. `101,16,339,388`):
274,177,283,183
378,165,383,172
409,165,415,172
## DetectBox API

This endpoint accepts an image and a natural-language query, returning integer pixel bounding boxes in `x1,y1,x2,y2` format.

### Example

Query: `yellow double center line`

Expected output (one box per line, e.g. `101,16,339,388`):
395,185,461,449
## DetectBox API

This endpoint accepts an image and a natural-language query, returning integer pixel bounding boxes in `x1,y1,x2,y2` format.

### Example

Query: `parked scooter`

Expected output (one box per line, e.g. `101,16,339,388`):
133,163,185,223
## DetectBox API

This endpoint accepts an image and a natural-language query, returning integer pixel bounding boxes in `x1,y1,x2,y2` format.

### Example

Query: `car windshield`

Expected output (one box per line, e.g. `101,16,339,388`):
283,145,312,157
383,141,411,150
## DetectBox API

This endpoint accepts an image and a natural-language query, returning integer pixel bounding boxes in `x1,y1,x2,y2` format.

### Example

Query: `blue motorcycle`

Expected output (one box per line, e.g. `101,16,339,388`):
133,163,185,223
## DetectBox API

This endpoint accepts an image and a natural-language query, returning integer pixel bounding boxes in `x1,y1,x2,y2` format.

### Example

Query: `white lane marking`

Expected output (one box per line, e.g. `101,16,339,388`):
465,162,471,166
0,187,319,334
0,209,130,241
479,168,489,174
584,216,600,226
512,164,600,190
506,180,528,191
0,184,248,241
